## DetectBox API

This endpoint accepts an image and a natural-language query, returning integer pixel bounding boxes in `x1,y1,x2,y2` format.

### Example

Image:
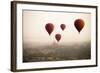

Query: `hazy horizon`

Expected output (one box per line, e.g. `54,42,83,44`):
23,42,91,62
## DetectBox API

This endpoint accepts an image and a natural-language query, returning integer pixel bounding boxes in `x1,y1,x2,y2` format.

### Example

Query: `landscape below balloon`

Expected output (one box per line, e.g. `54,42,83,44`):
23,41,91,62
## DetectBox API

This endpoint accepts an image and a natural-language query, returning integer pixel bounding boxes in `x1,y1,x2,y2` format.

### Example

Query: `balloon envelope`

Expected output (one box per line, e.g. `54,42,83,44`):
74,19,85,33
55,34,61,42
60,24,66,31
45,23,54,35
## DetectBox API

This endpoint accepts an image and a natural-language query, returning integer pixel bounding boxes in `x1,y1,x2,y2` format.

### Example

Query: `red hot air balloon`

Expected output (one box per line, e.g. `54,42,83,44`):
55,34,61,42
45,23,54,35
74,19,85,33
60,24,66,31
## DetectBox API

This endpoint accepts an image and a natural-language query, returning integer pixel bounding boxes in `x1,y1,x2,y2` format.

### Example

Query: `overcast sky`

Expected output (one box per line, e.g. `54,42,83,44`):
23,10,91,46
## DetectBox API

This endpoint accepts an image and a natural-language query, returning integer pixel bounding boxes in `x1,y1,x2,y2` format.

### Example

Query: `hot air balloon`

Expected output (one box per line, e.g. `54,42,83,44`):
60,24,66,31
55,34,61,42
45,23,54,35
74,19,85,33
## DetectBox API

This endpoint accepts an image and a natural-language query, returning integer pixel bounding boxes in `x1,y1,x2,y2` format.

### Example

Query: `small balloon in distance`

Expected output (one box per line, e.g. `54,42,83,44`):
60,24,66,31
45,23,54,35
74,19,85,33
55,34,61,42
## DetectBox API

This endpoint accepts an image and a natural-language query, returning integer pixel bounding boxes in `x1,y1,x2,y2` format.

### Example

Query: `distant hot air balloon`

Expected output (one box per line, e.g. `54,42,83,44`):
60,24,66,31
45,23,54,35
74,19,85,33
55,34,61,42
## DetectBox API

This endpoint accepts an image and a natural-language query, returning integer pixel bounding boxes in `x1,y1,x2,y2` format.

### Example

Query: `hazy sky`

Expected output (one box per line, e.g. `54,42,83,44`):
23,10,91,46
